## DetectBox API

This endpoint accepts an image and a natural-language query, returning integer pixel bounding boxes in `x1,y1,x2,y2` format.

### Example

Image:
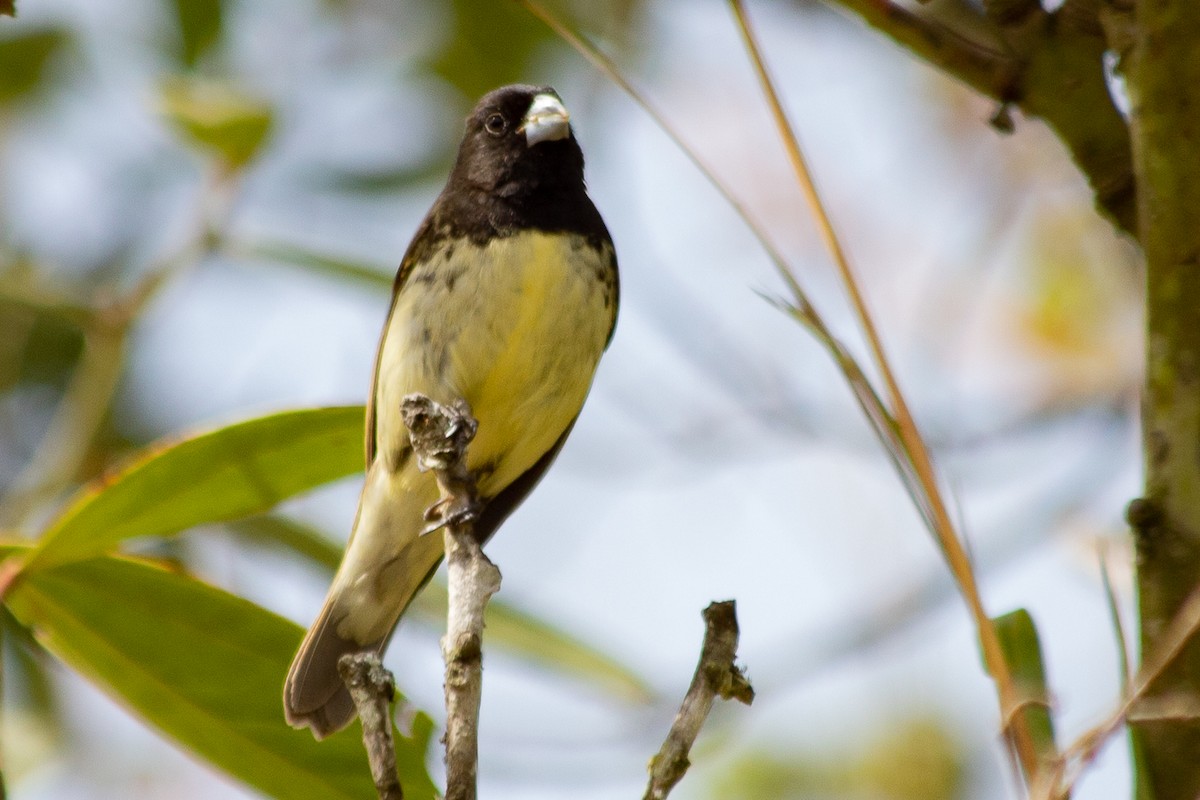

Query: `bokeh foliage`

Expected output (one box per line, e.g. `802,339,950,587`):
0,1,657,796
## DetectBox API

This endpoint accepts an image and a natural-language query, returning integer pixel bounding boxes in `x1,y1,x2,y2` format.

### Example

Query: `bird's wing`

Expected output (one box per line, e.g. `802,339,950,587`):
364,215,439,466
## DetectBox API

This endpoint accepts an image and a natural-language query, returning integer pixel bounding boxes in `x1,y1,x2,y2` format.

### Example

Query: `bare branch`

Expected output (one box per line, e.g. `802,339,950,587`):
338,653,404,800
818,0,1134,236
644,601,755,800
822,0,1019,99
1031,576,1200,799
400,394,497,800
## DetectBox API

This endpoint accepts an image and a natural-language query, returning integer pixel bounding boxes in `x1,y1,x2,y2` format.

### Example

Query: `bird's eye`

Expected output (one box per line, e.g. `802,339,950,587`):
484,113,506,136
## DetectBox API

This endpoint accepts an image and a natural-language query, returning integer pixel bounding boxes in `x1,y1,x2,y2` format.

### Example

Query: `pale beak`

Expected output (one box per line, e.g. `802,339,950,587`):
521,93,570,147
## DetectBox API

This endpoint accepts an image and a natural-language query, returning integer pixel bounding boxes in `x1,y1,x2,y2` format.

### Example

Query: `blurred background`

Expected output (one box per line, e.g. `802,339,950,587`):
0,0,1143,797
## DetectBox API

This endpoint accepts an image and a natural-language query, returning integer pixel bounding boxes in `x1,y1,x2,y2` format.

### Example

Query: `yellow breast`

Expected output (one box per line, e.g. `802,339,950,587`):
375,230,616,496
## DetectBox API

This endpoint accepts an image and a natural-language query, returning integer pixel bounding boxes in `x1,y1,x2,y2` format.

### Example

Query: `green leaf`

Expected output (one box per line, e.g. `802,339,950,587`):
306,160,449,196
2,604,57,717
233,240,393,290
0,28,69,104
228,514,345,571
429,0,554,100
5,551,437,799
169,0,223,67
710,716,964,800
25,406,365,572
229,515,654,703
993,608,1058,764
159,78,274,169
14,312,84,387
412,581,654,703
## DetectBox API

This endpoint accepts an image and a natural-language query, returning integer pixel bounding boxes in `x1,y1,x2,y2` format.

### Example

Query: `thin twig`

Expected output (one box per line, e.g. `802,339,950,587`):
400,394,496,800
817,0,1135,234
644,601,754,800
0,166,232,530
1097,540,1133,692
338,653,404,800
521,0,941,537
728,0,1041,779
516,0,811,315
520,0,950,537
1034,579,1200,800
822,0,1017,98
520,0,942,517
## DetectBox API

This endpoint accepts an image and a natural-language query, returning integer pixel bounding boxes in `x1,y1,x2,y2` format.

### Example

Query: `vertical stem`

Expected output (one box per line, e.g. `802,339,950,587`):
0,327,126,527
338,654,404,800
1128,1,1200,797
399,395,495,800
441,527,499,800
728,0,1040,779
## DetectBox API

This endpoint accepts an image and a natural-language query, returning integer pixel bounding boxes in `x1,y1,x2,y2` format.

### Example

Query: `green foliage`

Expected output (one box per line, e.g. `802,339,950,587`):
417,579,655,702
710,716,966,800
3,1,656,797
169,0,224,68
1,605,56,716
0,27,69,104
24,406,365,571
0,305,83,392
159,78,274,169
238,240,394,290
231,514,656,702
429,0,557,100
4,393,651,795
993,608,1058,764
5,549,437,799
229,514,347,571
306,160,452,197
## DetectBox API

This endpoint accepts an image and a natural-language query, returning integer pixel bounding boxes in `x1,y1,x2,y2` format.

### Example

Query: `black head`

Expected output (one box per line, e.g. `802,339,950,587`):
448,84,586,202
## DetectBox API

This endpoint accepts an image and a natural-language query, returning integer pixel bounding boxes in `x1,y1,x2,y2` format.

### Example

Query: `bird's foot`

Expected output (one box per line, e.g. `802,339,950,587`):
421,494,482,536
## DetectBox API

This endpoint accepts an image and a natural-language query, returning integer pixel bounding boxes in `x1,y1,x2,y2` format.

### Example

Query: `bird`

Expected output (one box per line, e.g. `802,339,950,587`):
284,84,618,739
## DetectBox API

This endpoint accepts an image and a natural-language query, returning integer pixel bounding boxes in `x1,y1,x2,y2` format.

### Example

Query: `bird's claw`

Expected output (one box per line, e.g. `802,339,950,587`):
421,495,481,535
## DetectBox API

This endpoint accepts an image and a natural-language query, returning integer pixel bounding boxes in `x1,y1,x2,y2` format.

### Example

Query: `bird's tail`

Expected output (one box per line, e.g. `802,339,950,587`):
283,463,443,739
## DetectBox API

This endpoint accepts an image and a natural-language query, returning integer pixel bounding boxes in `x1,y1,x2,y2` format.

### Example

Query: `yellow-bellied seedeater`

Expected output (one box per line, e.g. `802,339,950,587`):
284,85,618,738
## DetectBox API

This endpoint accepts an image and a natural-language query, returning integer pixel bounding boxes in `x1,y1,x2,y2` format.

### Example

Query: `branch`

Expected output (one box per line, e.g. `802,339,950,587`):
643,601,755,800
819,0,1135,236
338,653,404,800
1031,572,1200,799
820,0,1019,100
1125,0,1200,792
730,0,1044,779
0,165,236,530
400,394,497,800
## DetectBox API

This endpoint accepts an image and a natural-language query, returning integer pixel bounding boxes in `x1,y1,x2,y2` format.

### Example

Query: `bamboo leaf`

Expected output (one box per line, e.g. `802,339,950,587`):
233,240,393,290
993,608,1058,763
412,580,654,703
5,551,437,800
429,0,553,100
231,514,656,703
160,78,274,169
227,515,344,570
0,28,69,104
25,406,365,572
169,0,223,67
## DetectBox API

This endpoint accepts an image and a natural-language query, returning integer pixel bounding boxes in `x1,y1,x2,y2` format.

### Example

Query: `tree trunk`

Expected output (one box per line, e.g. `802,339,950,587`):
1129,1,1200,797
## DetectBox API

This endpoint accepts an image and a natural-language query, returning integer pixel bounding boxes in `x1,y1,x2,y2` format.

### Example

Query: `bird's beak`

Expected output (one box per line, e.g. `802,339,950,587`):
521,93,570,147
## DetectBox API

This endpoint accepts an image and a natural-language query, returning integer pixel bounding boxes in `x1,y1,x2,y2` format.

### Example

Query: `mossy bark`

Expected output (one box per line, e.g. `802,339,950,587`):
1128,1,1200,797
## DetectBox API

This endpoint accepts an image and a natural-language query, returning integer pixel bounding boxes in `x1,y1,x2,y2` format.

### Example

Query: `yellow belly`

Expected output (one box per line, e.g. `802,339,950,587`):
375,230,615,496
